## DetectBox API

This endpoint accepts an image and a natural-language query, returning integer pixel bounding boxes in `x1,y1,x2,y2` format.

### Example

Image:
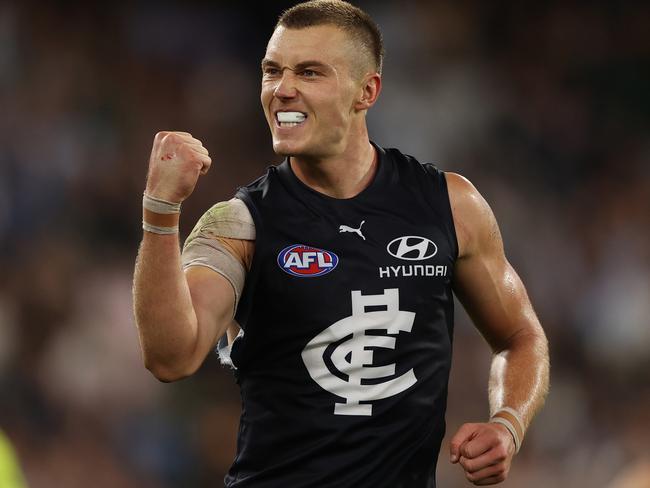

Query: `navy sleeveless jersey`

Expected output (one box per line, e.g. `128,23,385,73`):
224,143,458,488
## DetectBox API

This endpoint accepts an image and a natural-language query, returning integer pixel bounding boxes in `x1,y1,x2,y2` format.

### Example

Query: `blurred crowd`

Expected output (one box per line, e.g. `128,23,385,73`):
0,1,648,487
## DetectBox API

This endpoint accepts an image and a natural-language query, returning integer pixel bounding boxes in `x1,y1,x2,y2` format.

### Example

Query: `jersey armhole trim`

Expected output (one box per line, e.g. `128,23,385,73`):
440,171,460,261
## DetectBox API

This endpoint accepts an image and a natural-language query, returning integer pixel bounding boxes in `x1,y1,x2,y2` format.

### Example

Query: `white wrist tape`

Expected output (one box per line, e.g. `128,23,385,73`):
142,193,181,214
498,407,525,430
490,417,521,454
142,193,181,234
142,221,179,235
490,407,525,454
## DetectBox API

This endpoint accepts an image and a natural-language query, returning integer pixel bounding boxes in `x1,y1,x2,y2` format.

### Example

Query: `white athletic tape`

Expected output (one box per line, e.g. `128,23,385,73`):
490,416,521,454
143,193,181,214
498,407,525,433
182,236,246,314
490,407,525,454
142,221,179,235
183,198,255,243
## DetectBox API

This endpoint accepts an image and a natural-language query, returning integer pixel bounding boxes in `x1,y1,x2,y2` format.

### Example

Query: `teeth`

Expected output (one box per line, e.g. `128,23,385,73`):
277,111,306,123
280,122,301,127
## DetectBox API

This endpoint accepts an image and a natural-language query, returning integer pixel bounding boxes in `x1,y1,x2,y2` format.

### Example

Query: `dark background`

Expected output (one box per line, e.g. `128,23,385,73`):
0,1,648,487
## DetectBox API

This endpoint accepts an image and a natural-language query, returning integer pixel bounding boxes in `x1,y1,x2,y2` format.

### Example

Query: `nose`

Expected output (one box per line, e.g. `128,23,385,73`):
273,70,297,100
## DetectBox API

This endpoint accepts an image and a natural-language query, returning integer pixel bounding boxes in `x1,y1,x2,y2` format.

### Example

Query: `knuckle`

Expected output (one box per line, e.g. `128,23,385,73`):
494,445,507,460
161,132,176,145
179,142,195,155
459,458,468,470
486,425,499,438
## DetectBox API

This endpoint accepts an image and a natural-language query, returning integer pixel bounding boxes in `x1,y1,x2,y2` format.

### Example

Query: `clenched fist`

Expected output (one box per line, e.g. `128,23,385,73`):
449,422,515,485
145,131,212,203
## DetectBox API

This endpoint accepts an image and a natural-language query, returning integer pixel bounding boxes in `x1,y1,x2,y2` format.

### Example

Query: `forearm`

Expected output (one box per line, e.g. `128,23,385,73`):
133,228,199,380
488,329,550,434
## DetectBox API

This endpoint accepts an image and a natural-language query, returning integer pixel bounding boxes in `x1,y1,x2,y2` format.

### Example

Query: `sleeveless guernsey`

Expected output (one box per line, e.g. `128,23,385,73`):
224,143,458,488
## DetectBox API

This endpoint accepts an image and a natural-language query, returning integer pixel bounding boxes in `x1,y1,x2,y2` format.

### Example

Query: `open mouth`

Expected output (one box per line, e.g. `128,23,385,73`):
276,111,308,128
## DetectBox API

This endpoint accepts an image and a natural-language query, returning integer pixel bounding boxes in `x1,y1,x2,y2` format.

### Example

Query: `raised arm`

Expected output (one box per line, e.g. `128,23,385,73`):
132,131,234,382
446,172,550,485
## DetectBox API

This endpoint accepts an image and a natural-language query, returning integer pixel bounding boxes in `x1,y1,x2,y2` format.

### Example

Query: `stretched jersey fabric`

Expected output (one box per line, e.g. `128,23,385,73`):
224,143,458,488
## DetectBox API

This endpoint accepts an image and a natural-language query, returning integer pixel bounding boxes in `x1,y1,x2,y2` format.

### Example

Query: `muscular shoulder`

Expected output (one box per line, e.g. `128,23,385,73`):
183,198,256,270
185,198,255,243
445,172,502,259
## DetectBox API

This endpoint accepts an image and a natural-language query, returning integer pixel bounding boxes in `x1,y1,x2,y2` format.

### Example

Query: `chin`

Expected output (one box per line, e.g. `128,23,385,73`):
272,139,306,157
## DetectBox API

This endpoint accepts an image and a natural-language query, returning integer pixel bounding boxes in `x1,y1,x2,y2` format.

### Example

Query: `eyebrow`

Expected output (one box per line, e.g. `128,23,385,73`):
261,58,331,71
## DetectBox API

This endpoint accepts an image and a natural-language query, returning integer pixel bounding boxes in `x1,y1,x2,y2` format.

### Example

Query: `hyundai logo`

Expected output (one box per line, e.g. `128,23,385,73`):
387,236,437,261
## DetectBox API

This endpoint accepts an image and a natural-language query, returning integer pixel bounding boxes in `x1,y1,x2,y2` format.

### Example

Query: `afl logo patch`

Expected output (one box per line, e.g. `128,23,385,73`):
278,244,339,277
387,236,437,261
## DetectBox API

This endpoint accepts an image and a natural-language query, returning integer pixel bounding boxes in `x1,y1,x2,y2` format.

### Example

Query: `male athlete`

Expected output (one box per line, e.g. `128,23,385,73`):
133,1,550,486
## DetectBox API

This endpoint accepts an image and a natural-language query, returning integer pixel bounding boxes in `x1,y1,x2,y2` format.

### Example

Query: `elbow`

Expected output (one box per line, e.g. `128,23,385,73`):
147,366,189,383
522,329,549,355
494,324,548,355
143,357,196,383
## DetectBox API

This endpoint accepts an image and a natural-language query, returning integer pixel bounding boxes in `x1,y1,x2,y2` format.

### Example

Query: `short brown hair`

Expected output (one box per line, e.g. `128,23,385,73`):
276,0,384,75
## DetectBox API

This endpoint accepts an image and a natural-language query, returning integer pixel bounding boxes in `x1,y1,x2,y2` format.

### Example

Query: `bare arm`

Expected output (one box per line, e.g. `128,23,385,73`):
449,172,549,427
133,233,234,382
446,172,550,484
132,131,234,382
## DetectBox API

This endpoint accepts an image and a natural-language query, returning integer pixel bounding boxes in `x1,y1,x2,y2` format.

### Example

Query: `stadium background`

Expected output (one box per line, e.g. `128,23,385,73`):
0,1,648,487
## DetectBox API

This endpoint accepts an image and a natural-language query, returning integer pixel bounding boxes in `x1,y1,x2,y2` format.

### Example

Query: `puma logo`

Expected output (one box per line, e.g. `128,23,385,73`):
339,220,366,240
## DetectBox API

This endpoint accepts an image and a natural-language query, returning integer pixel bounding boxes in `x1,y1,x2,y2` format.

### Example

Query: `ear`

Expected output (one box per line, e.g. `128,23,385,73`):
354,73,382,111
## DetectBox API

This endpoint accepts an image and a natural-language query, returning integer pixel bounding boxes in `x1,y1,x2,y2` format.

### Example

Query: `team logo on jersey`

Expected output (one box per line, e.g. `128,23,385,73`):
301,288,417,416
277,244,339,277
387,236,437,261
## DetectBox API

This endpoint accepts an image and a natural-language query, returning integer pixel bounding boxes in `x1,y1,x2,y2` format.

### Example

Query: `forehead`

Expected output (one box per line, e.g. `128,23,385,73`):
265,25,355,68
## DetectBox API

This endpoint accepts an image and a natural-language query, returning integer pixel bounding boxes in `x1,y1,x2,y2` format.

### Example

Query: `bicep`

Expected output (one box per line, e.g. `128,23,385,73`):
177,197,255,372
185,266,236,365
448,173,542,352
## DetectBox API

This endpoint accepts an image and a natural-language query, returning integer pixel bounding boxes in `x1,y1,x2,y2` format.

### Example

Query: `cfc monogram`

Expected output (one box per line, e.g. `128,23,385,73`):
301,289,417,416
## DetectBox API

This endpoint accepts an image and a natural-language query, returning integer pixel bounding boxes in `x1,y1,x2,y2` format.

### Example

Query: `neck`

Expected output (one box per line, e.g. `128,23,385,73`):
289,132,377,199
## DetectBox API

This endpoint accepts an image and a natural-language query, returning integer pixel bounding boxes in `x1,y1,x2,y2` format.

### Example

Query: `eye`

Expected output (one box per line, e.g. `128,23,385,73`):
301,69,318,78
263,67,281,76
